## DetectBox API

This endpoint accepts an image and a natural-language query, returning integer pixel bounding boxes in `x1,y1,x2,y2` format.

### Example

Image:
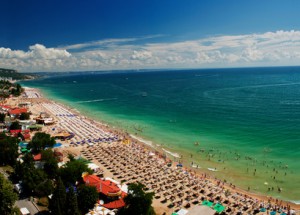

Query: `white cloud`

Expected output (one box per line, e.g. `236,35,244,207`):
2,30,300,72
28,44,71,59
131,50,152,60
0,44,71,71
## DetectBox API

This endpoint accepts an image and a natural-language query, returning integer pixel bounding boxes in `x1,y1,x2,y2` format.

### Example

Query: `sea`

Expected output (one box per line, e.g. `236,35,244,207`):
21,67,300,203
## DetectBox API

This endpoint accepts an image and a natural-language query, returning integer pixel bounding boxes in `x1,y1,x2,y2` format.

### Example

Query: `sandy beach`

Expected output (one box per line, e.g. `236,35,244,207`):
8,87,299,215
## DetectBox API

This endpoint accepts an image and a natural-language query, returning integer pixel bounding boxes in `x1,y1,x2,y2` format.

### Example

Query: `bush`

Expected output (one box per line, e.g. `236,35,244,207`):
38,197,49,207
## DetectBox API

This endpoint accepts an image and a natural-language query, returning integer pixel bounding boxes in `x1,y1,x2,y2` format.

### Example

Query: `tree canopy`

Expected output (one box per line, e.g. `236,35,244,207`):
0,174,18,215
65,186,80,215
12,152,51,196
19,112,30,120
41,149,59,178
9,121,21,130
0,113,6,122
49,177,66,215
59,159,93,186
22,167,48,195
0,132,19,166
118,182,155,215
28,132,55,153
77,185,98,214
10,83,23,96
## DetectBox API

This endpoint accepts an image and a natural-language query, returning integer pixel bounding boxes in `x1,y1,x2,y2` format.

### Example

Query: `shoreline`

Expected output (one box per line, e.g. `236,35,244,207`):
14,87,300,213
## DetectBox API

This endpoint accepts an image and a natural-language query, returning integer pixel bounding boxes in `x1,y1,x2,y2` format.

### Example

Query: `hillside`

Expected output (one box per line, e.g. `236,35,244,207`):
0,68,35,80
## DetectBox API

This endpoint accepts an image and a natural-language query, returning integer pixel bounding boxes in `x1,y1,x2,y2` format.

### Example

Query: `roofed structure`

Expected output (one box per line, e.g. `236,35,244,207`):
83,174,126,209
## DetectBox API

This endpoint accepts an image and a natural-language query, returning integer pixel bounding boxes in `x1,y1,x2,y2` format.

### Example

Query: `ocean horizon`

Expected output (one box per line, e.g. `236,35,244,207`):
21,67,300,203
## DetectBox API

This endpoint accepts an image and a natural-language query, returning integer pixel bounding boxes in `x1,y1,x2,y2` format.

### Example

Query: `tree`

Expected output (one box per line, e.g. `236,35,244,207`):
77,185,98,214
11,153,35,181
41,149,59,178
0,113,6,122
49,177,66,215
65,186,80,215
35,179,54,197
0,174,18,215
9,121,21,131
0,132,19,166
59,159,93,186
67,153,75,161
22,168,47,195
11,83,23,97
28,132,55,153
118,182,155,215
19,112,30,120
13,153,49,195
17,132,25,141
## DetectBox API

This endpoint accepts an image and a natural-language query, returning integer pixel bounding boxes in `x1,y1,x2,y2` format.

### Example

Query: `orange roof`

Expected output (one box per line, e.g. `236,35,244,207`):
83,175,121,196
102,198,125,209
83,174,102,186
0,105,11,109
9,108,27,115
100,179,121,196
33,153,42,161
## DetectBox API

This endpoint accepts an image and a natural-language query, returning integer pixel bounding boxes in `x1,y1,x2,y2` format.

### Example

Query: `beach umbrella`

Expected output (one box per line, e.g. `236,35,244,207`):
19,142,28,148
214,203,225,213
260,208,266,212
280,213,287,215
53,143,62,148
21,148,28,153
202,200,213,207
270,211,276,215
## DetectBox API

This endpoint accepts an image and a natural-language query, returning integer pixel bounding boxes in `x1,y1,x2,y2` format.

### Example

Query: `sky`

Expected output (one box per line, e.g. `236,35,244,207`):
1,0,300,72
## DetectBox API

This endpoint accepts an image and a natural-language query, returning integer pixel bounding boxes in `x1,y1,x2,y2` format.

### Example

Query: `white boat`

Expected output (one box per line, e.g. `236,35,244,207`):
208,168,218,172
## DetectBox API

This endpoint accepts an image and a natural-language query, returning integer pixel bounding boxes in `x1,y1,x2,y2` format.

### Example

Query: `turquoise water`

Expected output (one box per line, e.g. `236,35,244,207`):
21,67,300,202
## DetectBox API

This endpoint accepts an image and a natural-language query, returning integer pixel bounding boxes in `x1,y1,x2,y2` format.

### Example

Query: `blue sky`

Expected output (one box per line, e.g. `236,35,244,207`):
1,0,300,72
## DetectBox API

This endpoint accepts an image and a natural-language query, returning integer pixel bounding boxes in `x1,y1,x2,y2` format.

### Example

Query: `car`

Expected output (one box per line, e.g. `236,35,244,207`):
14,183,23,194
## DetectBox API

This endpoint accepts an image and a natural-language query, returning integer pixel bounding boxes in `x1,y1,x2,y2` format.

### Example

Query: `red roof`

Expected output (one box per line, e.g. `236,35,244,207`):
54,151,63,156
10,130,31,138
100,179,121,196
0,105,11,109
83,175,122,196
9,108,27,115
33,153,42,161
10,129,22,134
102,198,125,209
83,175,101,186
23,133,31,139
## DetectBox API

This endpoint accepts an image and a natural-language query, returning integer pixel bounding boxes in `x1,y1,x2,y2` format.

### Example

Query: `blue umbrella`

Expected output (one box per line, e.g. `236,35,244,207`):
270,211,276,215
